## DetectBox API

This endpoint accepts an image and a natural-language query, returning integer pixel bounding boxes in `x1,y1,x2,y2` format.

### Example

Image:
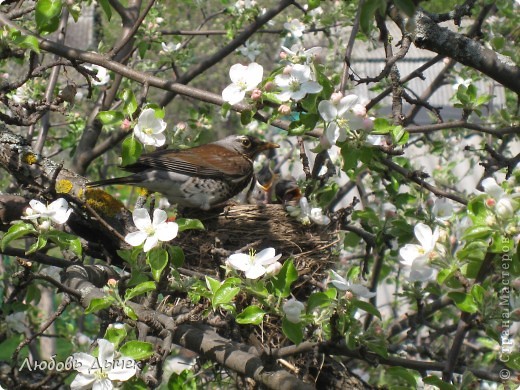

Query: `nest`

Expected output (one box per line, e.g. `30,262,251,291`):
178,204,338,280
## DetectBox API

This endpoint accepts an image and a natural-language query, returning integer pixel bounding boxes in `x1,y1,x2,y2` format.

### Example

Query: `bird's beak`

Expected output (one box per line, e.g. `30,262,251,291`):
259,141,280,151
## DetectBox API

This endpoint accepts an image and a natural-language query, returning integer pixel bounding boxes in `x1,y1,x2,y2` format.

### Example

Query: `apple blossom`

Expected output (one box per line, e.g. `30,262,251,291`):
286,197,330,225
283,298,305,323
227,248,282,279
85,64,110,86
432,198,454,221
23,198,72,226
222,63,264,105
329,270,376,298
133,108,167,147
238,40,262,61
161,41,182,53
274,64,322,102
481,177,518,219
284,19,305,38
70,339,137,389
125,208,179,252
280,44,323,64
399,223,439,282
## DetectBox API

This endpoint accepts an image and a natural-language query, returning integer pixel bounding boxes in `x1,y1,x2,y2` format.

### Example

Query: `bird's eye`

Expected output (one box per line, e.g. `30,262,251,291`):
241,138,252,147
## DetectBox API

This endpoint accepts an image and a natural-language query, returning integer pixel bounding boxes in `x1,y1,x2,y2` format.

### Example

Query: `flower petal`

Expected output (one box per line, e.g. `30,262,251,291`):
414,223,433,249
108,357,137,381
399,244,423,265
97,339,115,367
70,372,96,390
318,100,337,122
29,199,47,214
244,264,266,279
132,208,151,231
143,236,159,252
227,253,251,272
152,209,168,226
222,84,246,105
125,231,147,247
71,352,98,374
155,222,178,242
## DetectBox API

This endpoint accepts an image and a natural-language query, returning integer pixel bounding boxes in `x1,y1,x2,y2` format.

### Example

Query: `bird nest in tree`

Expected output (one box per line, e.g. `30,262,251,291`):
177,204,338,280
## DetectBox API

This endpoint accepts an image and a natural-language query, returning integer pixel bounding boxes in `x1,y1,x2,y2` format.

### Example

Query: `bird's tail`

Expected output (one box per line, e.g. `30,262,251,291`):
87,176,140,188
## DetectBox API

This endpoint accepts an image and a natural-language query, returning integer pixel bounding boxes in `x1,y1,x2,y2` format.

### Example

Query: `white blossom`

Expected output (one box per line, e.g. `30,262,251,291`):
134,108,167,147
452,76,472,91
329,270,376,298
399,223,439,282
125,208,178,252
23,198,72,225
283,298,305,323
71,339,136,390
161,41,182,53
481,177,518,219
432,198,454,221
281,44,322,64
227,248,282,279
318,93,368,148
286,197,330,225
284,19,305,38
85,64,110,86
239,40,262,61
222,63,263,105
274,64,322,102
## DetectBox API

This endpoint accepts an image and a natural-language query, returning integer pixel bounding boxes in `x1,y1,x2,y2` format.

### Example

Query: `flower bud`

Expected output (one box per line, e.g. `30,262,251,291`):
352,103,367,117
282,65,293,75
330,92,343,104
251,88,262,101
278,104,291,116
264,81,275,92
280,51,288,60
120,119,132,131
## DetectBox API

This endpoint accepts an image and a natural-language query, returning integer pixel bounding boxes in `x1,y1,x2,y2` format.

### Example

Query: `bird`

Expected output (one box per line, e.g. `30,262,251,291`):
87,135,279,210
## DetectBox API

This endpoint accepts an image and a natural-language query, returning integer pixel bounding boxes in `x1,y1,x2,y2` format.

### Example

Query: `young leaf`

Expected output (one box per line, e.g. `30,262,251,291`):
1,222,37,251
176,218,205,232
282,317,303,344
124,281,156,301
236,305,265,325
35,0,63,34
120,341,154,360
271,260,298,298
85,296,116,314
97,110,124,126
121,136,143,166
147,248,169,281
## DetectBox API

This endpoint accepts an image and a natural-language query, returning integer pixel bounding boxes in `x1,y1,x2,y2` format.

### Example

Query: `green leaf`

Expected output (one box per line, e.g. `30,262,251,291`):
385,366,417,386
120,89,138,116
121,136,143,166
461,225,492,241
360,0,385,33
282,317,303,344
240,110,254,126
372,118,392,134
11,32,41,53
98,0,112,20
35,0,63,34
236,305,265,325
120,341,154,360
124,281,156,301
147,248,169,282
448,292,478,314
97,110,124,126
423,375,457,390
393,0,416,17
213,284,240,309
205,276,221,294
123,305,138,320
26,235,48,254
504,352,520,370
466,84,477,102
104,325,127,348
307,0,321,11
46,230,82,256
471,284,485,305
306,292,331,313
351,299,382,319
168,246,185,268
1,222,36,251
271,260,298,298
85,296,115,314
176,218,204,232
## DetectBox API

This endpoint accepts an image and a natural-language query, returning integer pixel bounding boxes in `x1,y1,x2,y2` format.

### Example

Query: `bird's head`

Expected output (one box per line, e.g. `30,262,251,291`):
220,135,279,158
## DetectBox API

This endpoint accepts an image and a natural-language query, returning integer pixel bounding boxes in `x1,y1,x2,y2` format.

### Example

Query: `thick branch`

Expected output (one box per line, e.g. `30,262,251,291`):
414,10,520,94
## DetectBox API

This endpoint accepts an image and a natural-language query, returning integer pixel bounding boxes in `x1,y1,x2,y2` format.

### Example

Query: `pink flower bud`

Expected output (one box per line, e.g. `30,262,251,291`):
330,92,343,104
280,51,288,60
175,121,187,131
264,81,275,92
352,103,367,117
251,88,262,100
278,104,291,115
485,198,496,207
362,117,374,130
120,119,132,131
282,65,293,75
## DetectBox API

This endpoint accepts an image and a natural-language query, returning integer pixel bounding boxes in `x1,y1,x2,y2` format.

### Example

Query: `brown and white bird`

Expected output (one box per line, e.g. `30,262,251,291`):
87,135,279,210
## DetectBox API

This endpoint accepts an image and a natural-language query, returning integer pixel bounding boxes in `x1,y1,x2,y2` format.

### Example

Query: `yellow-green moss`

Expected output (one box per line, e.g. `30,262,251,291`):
22,153,38,165
56,179,73,194
85,188,125,217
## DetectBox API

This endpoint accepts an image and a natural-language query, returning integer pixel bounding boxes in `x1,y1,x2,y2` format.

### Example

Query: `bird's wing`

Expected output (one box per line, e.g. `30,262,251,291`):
124,144,252,178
